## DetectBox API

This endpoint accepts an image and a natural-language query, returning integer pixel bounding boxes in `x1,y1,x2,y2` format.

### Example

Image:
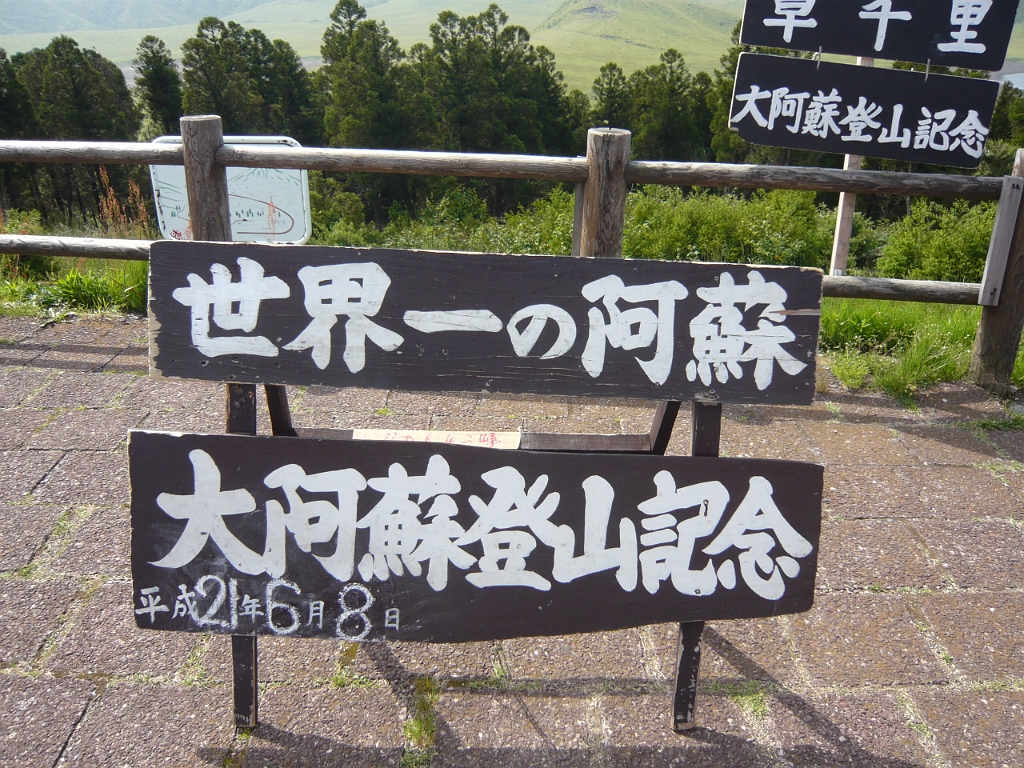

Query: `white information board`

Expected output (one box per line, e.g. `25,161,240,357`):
149,135,312,244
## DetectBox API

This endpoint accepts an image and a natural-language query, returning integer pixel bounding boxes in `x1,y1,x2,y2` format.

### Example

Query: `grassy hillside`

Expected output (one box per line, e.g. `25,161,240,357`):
2,0,1024,95
532,0,740,88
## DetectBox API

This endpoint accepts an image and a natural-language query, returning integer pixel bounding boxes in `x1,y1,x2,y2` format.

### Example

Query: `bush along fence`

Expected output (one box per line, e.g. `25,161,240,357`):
0,117,1022,729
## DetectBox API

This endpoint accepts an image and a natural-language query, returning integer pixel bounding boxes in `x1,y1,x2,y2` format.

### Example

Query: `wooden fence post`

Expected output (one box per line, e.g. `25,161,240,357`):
970,148,1024,396
180,115,259,728
579,128,630,258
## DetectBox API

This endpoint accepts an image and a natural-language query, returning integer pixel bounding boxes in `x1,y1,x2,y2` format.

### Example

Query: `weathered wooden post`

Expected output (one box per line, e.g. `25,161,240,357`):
579,128,630,259
828,57,874,277
180,114,259,728
577,126,701,728
970,148,1024,396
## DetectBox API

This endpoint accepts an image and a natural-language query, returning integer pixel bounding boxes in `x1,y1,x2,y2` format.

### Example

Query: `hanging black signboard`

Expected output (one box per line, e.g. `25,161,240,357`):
740,0,1021,71
148,241,823,404
129,430,824,643
729,53,1000,168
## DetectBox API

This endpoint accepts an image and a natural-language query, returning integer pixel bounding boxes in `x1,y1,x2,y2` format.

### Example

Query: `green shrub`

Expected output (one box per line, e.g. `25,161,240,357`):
876,200,995,282
623,187,839,269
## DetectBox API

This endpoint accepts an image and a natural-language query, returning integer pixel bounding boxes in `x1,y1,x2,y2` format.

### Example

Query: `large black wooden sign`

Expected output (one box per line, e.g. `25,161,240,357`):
149,241,823,404
129,430,823,642
730,53,1000,167
741,0,1021,71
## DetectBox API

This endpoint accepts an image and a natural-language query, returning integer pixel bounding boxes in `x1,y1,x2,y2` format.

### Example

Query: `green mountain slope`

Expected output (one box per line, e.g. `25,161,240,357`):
532,0,740,89
3,0,1024,96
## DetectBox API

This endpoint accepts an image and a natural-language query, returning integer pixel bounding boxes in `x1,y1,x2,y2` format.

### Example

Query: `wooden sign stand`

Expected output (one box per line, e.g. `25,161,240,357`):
174,117,811,732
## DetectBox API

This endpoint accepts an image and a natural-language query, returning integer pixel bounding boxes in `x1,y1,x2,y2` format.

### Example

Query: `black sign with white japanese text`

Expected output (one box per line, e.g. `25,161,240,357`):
129,430,823,642
741,0,1020,71
148,241,823,404
730,53,999,167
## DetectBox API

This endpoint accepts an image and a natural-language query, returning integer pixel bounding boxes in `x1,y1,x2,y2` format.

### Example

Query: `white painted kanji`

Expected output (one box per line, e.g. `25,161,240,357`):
459,466,570,591
704,476,813,600
581,275,688,385
151,449,266,575
763,0,818,42
938,0,994,53
637,473,731,595
263,463,367,581
858,0,913,51
284,262,403,371
686,271,807,391
172,257,289,357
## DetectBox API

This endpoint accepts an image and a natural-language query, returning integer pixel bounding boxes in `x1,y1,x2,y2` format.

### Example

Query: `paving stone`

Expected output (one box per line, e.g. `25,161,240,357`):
0,579,79,665
95,317,147,347
33,451,128,507
897,425,1002,466
0,367,52,407
119,375,219,412
0,407,54,449
0,450,63,501
789,594,945,687
768,691,928,767
387,390,481,417
567,398,651,422
52,506,130,578
25,409,144,451
504,629,647,682
290,386,390,427
819,392,923,425
434,690,593,765
644,619,803,690
102,346,147,373
803,423,917,466
384,641,499,680
911,519,1024,590
817,519,942,592
913,592,1024,681
720,420,821,462
203,635,345,685
478,393,571,419
914,467,1019,520
0,316,40,344
59,683,234,767
822,467,929,519
139,399,225,433
27,321,126,371
598,693,765,767
0,501,65,570
914,383,1007,424
48,582,198,678
241,685,405,767
0,342,43,365
984,427,1024,464
913,688,1024,768
0,673,95,768
28,371,134,409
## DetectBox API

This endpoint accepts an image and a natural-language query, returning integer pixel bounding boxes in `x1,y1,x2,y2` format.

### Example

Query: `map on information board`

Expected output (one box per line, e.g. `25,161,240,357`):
149,135,312,244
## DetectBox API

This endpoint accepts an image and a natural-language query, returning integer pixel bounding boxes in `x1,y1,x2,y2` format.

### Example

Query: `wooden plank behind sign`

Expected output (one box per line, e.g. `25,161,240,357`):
129,430,823,642
730,54,1000,169
740,0,1021,71
148,241,822,405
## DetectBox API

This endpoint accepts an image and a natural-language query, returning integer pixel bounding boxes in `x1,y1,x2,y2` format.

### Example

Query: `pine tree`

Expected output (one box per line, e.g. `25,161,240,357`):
134,36,183,136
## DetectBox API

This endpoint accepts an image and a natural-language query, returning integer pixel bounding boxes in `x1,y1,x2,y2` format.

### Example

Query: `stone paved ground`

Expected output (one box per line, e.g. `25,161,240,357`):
2,313,1024,768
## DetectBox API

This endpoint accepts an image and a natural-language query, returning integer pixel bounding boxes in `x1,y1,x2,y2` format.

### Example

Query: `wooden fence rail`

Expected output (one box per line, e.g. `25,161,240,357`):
0,129,1022,392
0,233,984,306
0,139,1004,199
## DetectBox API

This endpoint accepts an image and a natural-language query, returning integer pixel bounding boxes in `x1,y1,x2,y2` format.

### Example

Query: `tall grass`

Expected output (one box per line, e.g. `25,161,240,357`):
819,299,1024,403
